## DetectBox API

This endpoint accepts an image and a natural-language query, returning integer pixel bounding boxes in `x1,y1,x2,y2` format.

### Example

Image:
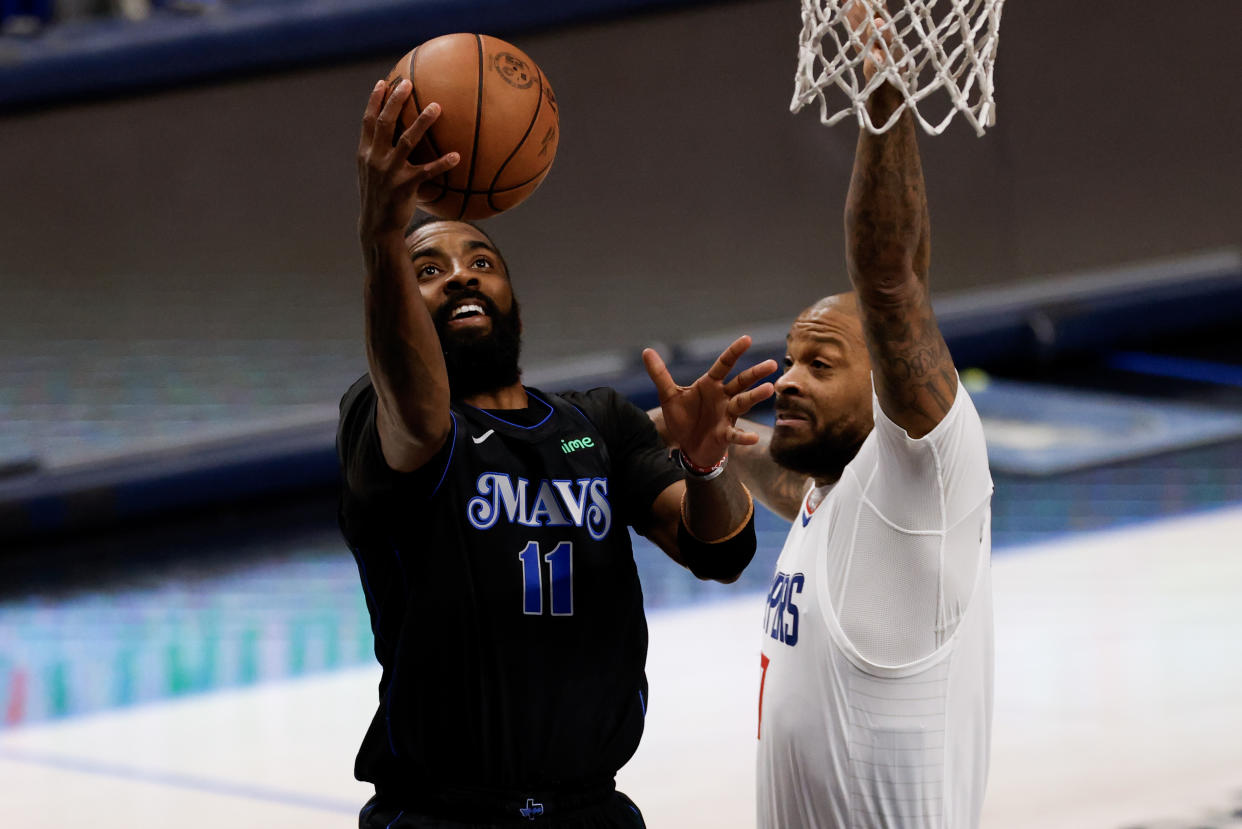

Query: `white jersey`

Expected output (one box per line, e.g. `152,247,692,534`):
757,384,994,829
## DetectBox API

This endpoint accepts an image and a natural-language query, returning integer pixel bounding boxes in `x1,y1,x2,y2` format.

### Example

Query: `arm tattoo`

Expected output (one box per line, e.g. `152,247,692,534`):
860,297,957,436
757,464,812,522
846,88,955,437
731,439,810,522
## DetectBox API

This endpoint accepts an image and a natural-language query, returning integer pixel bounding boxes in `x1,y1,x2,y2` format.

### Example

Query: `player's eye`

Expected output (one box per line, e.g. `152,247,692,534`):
782,356,793,370
811,359,831,370
472,257,492,269
417,264,441,278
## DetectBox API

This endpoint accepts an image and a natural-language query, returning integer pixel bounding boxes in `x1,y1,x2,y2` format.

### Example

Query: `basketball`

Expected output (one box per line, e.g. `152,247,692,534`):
385,33,560,220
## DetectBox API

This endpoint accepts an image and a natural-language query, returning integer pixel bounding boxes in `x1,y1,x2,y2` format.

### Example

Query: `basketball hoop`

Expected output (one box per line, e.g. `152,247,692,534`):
791,0,1005,136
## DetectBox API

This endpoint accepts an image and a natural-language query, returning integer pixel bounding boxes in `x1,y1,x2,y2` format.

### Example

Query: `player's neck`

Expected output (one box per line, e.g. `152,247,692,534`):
812,473,841,490
460,382,528,411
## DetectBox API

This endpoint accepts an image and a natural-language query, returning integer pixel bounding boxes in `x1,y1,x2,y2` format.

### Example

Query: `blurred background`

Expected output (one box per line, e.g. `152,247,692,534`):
2,0,1241,827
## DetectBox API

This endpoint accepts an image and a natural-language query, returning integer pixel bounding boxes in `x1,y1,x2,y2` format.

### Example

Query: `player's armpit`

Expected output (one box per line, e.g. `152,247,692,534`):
856,279,957,439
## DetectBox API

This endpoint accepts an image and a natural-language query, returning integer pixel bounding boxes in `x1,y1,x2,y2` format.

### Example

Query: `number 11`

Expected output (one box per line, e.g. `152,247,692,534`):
518,541,574,616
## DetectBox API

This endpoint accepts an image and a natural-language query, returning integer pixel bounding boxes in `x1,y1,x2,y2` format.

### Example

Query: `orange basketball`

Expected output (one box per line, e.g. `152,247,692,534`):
385,33,560,220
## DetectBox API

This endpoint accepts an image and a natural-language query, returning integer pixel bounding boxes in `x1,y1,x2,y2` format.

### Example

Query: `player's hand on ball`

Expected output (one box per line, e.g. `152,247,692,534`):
643,336,776,471
356,78,460,237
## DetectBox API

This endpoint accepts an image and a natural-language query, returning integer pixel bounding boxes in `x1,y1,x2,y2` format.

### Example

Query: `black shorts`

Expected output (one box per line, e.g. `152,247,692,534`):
359,788,646,829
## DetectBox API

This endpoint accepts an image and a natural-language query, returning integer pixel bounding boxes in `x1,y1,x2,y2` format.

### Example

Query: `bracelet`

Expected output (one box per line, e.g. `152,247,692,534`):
680,484,754,542
671,448,728,481
676,486,757,580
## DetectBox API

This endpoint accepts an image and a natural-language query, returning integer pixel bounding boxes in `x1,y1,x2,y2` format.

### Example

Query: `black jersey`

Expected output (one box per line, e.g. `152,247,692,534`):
337,376,683,795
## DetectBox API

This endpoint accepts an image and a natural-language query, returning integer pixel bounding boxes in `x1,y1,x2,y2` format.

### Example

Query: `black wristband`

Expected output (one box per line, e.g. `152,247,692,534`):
676,509,758,582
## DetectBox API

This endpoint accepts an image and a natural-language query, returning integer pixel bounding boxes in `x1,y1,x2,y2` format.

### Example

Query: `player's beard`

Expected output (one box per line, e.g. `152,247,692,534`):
435,290,523,400
769,420,865,482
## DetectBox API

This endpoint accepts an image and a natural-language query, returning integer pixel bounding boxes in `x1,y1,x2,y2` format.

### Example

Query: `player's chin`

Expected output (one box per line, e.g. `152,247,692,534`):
443,316,493,339
772,417,815,441
769,429,813,459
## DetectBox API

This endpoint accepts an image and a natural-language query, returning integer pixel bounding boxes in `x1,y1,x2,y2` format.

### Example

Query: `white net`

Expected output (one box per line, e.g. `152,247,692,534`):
791,0,1005,136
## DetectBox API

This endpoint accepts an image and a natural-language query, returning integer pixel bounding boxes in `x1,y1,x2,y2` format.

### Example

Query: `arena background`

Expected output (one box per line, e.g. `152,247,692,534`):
2,1,1242,827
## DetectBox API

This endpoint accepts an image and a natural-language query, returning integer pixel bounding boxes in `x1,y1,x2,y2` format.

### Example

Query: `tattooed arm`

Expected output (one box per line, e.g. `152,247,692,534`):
728,418,813,521
845,78,956,438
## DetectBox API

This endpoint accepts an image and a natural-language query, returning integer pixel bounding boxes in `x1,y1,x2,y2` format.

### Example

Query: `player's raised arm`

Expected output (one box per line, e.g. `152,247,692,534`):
356,79,461,472
843,3,956,438
641,337,776,582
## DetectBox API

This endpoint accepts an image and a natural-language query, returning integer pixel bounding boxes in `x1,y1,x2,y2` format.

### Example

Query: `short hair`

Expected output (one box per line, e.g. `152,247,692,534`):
403,214,511,278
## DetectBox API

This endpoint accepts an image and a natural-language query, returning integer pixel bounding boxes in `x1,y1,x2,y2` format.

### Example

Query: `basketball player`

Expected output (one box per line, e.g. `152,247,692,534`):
337,78,776,828
649,6,994,826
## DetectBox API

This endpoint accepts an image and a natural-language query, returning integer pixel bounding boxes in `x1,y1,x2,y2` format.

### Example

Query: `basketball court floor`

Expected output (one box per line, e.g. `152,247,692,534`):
2,504,1241,829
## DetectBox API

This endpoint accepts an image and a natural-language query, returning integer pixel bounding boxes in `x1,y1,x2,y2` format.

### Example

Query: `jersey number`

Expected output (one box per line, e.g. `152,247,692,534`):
518,541,574,616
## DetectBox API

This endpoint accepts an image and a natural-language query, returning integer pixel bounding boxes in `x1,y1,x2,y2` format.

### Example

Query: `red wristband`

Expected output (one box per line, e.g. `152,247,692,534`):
673,448,728,479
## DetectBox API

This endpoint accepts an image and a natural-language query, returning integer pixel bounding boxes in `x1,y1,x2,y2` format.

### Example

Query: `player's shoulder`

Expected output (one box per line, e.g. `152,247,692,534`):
555,385,624,408
929,381,989,459
862,381,992,517
554,386,635,424
872,380,986,449
553,387,660,455
863,381,991,479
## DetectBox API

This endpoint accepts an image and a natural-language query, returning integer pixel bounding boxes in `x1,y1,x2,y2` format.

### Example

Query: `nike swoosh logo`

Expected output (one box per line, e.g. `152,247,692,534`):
472,430,495,445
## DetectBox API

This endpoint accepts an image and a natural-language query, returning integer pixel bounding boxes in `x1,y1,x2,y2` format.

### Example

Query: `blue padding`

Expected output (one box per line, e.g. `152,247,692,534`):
1106,352,1242,389
964,376,1242,476
0,421,337,537
930,254,1242,368
0,0,727,111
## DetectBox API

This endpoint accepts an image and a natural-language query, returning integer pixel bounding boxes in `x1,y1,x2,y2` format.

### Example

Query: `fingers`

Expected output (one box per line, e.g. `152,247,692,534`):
642,348,679,402
728,427,763,447
393,103,460,189
395,145,460,196
843,3,891,49
656,336,773,404
393,101,441,158
873,16,895,49
728,382,775,419
358,79,387,152
418,150,461,179
843,0,868,33
841,2,899,85
706,335,754,382
372,78,413,156
391,152,461,207
363,80,460,197
724,358,778,397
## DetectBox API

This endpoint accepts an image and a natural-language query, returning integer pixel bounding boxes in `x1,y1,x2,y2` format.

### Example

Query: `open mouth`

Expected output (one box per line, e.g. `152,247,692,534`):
774,404,812,428
444,299,493,330
450,302,487,321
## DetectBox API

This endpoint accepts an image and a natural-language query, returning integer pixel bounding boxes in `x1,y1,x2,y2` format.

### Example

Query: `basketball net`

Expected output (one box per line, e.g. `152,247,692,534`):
791,0,1005,136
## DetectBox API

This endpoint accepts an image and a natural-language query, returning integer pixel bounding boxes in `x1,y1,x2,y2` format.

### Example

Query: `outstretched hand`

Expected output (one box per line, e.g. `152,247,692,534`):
843,0,900,84
356,78,460,238
642,335,777,471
